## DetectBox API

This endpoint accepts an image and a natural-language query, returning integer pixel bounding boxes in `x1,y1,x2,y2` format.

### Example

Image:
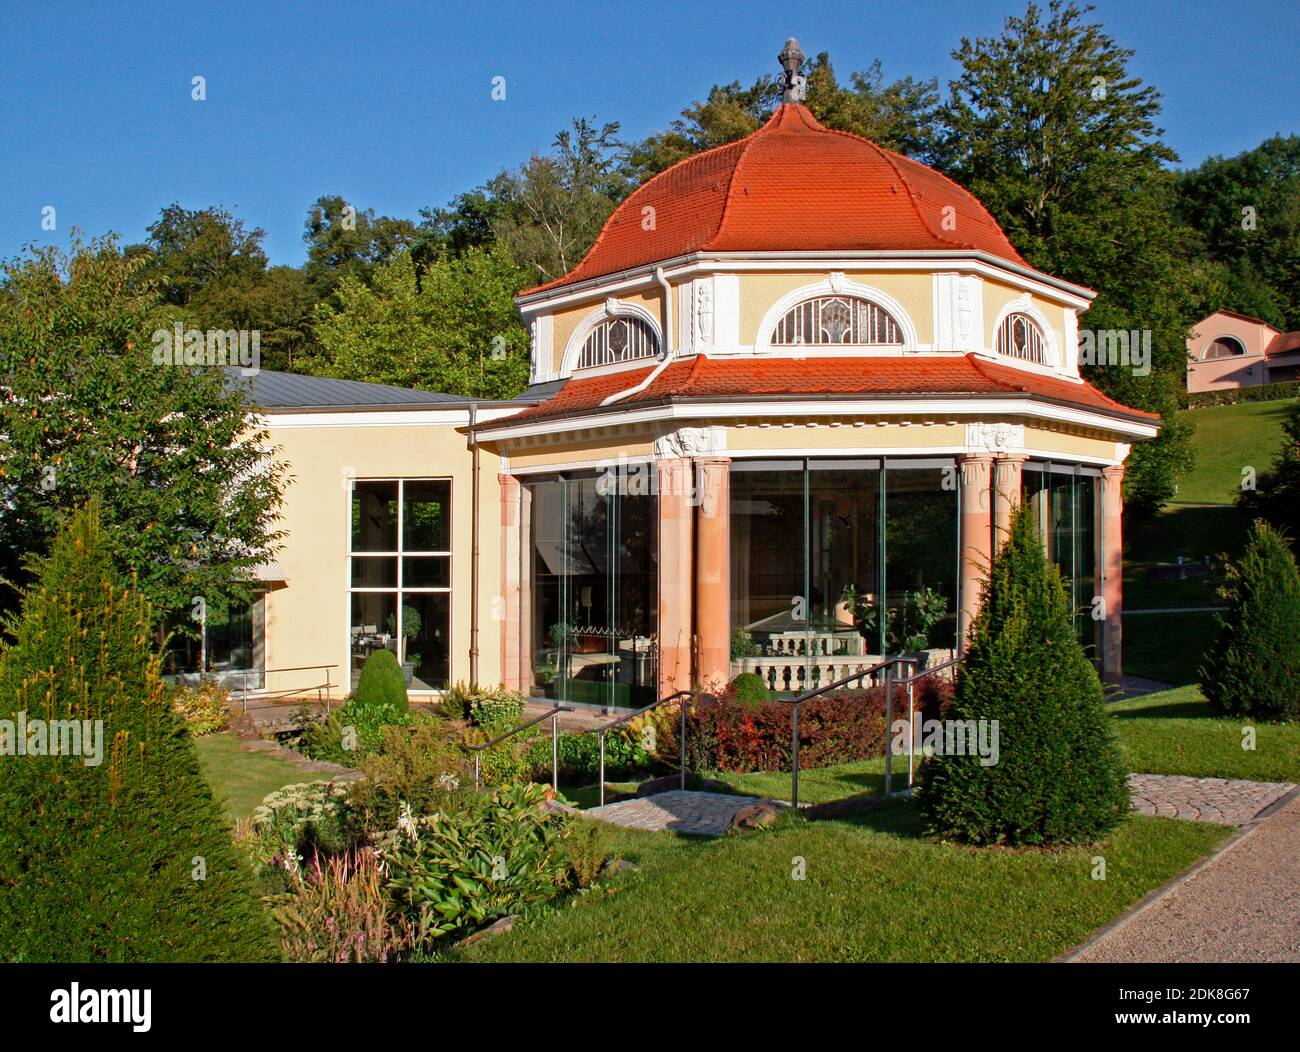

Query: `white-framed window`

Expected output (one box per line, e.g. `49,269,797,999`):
579,316,659,369
770,295,903,346
1201,336,1246,360
996,312,1048,365
348,478,451,691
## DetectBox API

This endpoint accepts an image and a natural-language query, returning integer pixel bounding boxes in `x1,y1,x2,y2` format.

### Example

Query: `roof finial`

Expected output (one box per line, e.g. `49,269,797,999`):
778,37,806,104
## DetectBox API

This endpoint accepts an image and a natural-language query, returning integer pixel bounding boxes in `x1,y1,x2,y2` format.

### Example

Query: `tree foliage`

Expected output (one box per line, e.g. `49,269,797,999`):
0,505,280,961
313,246,529,398
1176,134,1300,331
0,235,287,624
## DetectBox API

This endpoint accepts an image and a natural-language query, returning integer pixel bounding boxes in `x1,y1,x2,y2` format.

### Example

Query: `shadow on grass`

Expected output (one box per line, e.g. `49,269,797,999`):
810,797,926,838
1110,700,1210,720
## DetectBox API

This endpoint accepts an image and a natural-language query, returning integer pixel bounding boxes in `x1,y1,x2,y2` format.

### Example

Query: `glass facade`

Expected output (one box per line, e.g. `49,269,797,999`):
1022,463,1100,652
349,478,452,690
163,596,266,689
730,458,959,692
526,469,658,708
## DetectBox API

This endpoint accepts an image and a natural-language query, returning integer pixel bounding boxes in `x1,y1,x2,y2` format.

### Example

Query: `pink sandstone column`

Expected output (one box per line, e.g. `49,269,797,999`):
958,453,994,648
656,458,694,698
1101,464,1125,684
992,454,1028,544
694,457,731,690
498,473,525,692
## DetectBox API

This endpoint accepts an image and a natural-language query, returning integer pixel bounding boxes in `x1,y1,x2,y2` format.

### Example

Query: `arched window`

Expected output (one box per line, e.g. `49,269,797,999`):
770,296,903,346
1202,336,1245,360
996,312,1048,365
579,316,659,369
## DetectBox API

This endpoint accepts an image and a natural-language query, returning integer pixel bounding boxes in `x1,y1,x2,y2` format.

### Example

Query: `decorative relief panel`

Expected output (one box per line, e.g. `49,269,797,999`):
964,422,1025,454
654,426,727,459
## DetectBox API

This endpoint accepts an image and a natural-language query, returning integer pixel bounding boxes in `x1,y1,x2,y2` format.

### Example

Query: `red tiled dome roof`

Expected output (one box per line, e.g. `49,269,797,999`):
524,104,1029,295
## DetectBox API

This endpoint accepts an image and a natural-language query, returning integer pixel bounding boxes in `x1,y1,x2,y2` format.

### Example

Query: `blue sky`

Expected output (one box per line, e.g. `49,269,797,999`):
2,0,1297,265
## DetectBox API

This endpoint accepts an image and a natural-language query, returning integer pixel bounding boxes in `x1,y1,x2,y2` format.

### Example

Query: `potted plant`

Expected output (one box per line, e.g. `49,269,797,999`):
387,605,423,686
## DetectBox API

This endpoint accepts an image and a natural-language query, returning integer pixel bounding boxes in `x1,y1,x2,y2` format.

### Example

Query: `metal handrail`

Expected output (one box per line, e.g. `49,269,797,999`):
466,705,574,791
587,689,696,807
893,656,963,791
232,664,339,714
778,655,918,809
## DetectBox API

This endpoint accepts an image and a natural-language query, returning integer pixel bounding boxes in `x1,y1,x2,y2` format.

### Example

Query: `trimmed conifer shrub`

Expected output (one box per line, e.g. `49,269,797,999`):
0,505,280,962
354,648,410,710
730,672,770,709
918,505,1129,846
1198,520,1300,722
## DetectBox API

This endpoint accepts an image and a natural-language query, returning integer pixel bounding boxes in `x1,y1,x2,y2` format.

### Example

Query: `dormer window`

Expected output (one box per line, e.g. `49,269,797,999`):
579,316,659,369
771,296,903,346
996,312,1048,364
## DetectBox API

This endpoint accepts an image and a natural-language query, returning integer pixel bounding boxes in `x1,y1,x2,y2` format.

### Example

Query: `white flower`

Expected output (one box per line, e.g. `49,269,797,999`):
438,772,460,791
397,801,418,842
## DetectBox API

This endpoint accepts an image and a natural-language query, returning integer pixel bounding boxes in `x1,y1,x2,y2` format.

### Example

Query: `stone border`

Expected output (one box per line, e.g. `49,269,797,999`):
1055,784,1300,963
228,708,359,779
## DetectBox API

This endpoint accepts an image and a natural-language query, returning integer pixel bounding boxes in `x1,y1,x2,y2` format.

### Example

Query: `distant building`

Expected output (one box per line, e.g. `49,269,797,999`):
1186,310,1300,393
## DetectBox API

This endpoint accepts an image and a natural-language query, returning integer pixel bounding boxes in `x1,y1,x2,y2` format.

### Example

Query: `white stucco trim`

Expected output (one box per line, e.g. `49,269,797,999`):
515,252,1095,312
753,275,921,354
484,397,1159,443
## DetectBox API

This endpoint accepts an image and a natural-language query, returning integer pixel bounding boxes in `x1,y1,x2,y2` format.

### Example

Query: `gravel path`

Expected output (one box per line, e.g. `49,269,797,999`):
1070,789,1300,963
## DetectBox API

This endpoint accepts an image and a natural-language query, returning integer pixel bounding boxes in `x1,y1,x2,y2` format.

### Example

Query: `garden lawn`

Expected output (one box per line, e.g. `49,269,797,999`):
195,732,313,822
458,806,1226,962
561,758,896,809
1175,400,1293,505
1121,611,1218,685
1111,685,1300,783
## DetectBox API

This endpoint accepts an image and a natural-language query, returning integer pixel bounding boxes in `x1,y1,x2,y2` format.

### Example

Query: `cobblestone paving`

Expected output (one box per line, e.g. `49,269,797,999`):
1129,773,1294,826
585,791,777,836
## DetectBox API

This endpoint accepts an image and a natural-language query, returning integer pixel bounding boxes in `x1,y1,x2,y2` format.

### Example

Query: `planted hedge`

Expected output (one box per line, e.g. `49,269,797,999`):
662,678,952,774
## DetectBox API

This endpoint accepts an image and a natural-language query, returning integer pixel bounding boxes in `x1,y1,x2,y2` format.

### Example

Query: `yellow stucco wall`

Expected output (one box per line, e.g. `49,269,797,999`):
262,415,499,697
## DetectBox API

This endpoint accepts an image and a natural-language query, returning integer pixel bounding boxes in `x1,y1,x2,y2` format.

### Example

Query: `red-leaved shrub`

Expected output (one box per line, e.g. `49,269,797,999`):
666,676,953,773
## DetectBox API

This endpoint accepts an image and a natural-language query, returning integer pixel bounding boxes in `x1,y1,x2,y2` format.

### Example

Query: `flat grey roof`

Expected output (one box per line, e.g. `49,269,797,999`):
223,367,485,411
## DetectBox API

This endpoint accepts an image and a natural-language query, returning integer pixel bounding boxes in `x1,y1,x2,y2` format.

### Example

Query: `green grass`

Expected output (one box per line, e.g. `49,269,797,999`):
1123,504,1246,610
1111,685,1300,783
562,757,899,809
458,806,1226,962
1175,400,1293,505
1121,611,1219,685
194,732,314,822
711,757,894,803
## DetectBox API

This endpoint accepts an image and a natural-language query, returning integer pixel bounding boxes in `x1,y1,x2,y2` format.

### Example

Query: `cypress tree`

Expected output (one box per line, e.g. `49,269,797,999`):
0,504,279,961
1199,520,1300,722
919,505,1129,846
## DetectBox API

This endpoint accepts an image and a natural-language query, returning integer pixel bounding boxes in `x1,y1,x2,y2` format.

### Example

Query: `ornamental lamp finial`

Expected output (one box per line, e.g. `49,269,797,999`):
778,37,806,103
